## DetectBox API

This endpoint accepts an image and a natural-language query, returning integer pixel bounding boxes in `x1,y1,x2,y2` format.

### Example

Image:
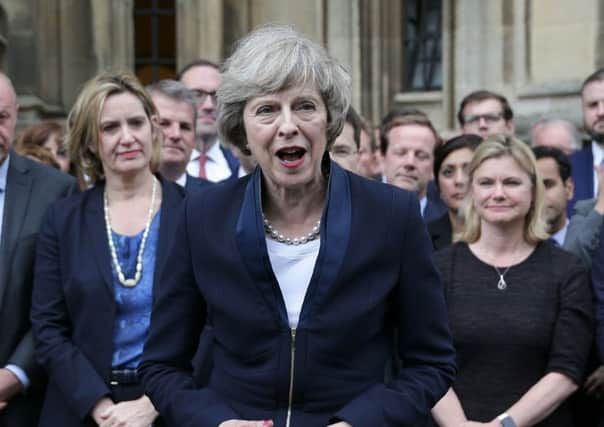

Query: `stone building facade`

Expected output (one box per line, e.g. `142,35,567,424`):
1,0,603,137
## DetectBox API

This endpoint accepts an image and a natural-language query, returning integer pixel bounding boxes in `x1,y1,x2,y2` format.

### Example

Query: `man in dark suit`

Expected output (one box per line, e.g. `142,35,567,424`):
379,108,446,223
148,79,213,193
178,60,239,182
569,68,604,214
0,72,75,426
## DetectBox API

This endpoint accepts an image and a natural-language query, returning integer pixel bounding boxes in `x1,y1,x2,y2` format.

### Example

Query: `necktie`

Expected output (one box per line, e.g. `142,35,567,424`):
198,153,208,179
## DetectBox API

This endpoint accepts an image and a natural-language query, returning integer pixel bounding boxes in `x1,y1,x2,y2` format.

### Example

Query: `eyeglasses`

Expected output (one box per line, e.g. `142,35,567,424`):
330,146,359,158
191,89,217,105
464,112,504,126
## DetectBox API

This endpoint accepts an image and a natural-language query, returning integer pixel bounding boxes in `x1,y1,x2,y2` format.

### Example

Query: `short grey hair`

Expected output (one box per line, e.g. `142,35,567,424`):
217,25,352,153
530,117,582,151
146,79,197,128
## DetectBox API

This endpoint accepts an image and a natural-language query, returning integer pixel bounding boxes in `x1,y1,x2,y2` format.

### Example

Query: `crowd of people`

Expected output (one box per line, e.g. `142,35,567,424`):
1,24,604,427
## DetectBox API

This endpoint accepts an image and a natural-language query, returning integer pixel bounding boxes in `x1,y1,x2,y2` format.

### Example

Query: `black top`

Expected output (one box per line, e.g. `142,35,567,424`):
427,213,453,251
434,242,594,426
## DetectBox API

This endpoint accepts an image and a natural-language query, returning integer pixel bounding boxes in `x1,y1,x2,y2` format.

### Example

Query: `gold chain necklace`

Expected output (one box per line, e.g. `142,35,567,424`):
104,177,157,287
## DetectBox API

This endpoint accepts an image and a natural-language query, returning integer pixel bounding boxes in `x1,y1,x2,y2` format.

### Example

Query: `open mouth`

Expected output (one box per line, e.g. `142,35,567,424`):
276,146,306,168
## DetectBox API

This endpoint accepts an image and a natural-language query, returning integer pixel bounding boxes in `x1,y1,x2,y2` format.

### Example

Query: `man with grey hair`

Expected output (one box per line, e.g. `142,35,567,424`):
178,60,239,182
0,72,75,426
531,118,581,155
147,79,213,193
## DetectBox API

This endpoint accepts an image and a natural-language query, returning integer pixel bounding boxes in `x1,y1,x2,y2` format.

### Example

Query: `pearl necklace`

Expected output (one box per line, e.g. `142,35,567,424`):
104,177,157,287
263,214,321,245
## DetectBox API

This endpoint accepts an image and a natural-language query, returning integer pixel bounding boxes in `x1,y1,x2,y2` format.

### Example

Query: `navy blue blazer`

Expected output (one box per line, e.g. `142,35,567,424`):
591,222,604,362
140,162,456,427
425,181,447,224
569,143,594,215
30,178,185,426
184,174,214,193
220,144,240,180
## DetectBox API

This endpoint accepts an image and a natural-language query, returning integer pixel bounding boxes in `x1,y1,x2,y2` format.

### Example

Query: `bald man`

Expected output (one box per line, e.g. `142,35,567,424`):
0,73,75,426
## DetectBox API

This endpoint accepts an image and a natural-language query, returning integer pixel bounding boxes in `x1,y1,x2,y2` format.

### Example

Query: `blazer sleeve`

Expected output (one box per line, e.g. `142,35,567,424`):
31,204,110,421
139,197,239,427
564,200,603,269
334,190,457,426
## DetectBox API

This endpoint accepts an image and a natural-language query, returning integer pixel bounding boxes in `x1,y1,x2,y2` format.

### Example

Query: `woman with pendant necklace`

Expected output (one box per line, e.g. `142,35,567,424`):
31,72,185,426
430,135,594,427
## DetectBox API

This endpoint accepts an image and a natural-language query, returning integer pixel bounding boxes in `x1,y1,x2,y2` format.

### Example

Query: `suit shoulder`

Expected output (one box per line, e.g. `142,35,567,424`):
24,157,75,188
348,171,416,207
187,174,248,209
542,241,587,275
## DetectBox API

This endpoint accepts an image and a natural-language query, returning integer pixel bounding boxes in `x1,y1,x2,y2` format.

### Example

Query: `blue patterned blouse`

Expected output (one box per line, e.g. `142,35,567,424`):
110,211,160,369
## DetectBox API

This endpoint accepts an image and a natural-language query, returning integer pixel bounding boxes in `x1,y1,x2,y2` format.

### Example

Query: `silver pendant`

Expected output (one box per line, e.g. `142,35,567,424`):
497,276,507,290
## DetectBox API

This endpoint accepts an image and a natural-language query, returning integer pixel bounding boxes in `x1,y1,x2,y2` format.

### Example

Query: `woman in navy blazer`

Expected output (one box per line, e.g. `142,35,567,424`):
31,72,184,426
140,25,456,427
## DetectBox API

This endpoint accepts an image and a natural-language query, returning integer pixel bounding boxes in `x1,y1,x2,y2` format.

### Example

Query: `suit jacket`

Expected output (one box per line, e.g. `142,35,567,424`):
220,145,240,180
565,199,603,269
569,144,595,215
31,177,185,426
590,222,604,363
427,213,453,251
424,182,447,224
140,161,456,427
0,153,75,427
184,174,214,193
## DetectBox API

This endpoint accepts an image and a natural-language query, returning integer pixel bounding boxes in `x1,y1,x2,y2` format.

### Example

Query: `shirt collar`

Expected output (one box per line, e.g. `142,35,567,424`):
191,140,221,162
0,154,10,193
551,219,569,246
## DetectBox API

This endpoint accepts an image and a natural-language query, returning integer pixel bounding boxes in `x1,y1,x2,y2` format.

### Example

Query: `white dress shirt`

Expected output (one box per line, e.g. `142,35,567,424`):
592,142,604,196
186,141,233,183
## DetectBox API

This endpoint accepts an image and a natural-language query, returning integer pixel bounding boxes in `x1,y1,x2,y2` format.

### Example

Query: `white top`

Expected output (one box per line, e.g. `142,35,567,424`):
186,141,233,182
592,141,604,196
266,238,320,328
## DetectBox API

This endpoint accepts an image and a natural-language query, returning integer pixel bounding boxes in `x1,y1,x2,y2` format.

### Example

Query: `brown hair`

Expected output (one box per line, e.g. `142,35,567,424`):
457,90,514,126
15,120,63,152
380,110,441,155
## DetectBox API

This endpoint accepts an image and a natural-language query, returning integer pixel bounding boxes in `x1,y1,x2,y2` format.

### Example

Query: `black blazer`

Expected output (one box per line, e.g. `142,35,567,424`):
0,153,75,427
140,161,456,427
184,174,214,193
427,213,453,251
31,177,185,426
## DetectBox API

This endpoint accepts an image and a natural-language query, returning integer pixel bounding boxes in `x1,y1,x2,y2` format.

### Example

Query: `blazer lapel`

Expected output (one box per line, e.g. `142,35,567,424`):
235,168,288,324
298,161,351,326
0,155,33,308
153,178,182,295
86,184,114,297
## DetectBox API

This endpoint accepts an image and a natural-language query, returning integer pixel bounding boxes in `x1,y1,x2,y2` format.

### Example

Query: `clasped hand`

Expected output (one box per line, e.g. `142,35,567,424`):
92,395,158,427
